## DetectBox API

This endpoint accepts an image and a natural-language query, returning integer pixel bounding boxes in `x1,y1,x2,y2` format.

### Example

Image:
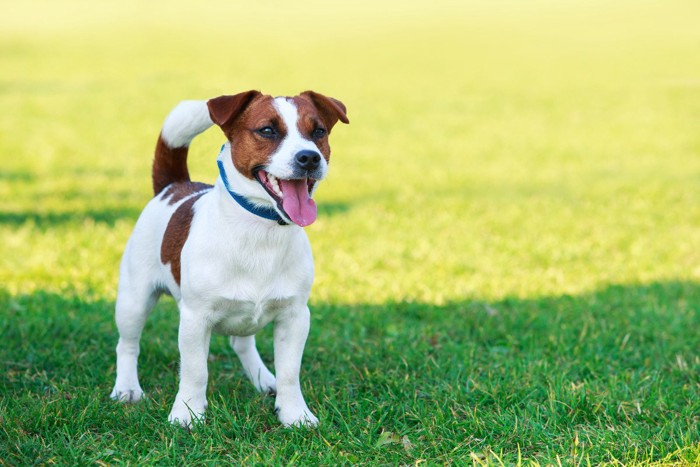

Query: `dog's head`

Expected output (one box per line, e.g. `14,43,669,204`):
208,90,348,227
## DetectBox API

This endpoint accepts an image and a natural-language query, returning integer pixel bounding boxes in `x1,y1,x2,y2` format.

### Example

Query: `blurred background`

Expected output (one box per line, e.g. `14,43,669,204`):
2,0,699,305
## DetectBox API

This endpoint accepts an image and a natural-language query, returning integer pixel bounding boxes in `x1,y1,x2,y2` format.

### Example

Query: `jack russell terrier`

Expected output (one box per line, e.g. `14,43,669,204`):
109,90,348,428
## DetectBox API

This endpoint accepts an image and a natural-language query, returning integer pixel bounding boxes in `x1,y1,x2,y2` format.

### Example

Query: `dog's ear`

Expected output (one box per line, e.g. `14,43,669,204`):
207,91,262,133
301,91,349,131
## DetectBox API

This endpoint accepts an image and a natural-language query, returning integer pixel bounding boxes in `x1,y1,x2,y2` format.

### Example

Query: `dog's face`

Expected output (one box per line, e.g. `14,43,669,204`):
208,91,348,226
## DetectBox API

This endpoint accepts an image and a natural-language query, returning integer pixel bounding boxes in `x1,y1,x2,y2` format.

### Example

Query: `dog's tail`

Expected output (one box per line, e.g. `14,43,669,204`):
152,101,214,195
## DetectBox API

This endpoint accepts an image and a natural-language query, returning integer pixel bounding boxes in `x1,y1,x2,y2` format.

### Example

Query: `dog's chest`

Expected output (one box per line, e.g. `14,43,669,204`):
210,296,294,336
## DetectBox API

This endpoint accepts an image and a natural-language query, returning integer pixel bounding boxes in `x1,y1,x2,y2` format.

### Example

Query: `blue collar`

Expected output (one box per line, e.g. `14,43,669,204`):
217,158,288,225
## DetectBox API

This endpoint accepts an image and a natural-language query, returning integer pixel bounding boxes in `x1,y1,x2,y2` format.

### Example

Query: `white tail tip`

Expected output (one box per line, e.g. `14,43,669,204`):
160,100,213,148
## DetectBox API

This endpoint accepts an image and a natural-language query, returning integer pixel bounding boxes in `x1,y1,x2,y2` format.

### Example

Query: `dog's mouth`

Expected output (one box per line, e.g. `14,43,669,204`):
253,168,318,227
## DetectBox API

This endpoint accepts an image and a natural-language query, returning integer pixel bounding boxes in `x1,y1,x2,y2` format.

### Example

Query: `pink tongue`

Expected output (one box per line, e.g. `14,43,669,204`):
279,179,317,227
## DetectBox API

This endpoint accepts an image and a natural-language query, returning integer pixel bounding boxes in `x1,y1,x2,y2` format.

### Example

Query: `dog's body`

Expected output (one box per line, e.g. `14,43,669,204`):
110,91,348,427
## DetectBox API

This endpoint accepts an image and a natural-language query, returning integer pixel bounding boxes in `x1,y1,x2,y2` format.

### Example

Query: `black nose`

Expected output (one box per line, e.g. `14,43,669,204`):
295,150,322,171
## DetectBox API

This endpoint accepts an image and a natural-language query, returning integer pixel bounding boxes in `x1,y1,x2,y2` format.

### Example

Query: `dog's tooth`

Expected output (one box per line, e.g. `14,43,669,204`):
267,174,283,197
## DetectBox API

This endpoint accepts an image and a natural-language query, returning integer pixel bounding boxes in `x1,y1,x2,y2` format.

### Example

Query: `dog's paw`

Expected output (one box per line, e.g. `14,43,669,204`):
253,372,277,395
110,386,144,403
168,400,206,429
275,404,319,428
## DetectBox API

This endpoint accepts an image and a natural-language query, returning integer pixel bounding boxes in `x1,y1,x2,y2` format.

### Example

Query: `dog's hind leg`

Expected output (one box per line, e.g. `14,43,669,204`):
230,335,277,394
110,279,159,403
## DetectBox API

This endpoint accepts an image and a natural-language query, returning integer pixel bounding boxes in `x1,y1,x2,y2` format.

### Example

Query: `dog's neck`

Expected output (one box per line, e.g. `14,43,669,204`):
216,143,289,226
216,159,287,225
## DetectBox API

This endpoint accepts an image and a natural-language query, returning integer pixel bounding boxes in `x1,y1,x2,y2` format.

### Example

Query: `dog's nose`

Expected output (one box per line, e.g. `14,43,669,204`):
294,150,322,171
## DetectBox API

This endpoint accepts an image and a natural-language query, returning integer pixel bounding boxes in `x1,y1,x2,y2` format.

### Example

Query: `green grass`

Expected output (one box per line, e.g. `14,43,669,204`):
2,0,700,464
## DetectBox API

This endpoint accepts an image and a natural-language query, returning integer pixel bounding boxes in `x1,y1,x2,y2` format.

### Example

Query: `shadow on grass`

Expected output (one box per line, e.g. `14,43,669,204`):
316,201,352,217
0,207,145,228
0,170,34,182
0,202,352,228
1,281,699,464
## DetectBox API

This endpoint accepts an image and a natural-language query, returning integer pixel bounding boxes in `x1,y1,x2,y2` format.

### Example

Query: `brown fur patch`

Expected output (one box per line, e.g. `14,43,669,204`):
298,91,349,129
160,190,208,285
225,95,287,179
292,95,333,162
152,134,191,195
208,91,262,134
162,181,212,205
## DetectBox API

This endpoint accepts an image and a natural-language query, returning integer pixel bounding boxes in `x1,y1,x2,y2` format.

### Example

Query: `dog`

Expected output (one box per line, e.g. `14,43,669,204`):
109,90,348,427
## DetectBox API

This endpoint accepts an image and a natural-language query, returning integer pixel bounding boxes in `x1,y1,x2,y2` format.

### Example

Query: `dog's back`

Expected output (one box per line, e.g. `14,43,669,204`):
118,101,216,300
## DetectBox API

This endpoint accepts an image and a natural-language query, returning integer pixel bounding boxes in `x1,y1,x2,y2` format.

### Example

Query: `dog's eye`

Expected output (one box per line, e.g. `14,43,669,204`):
257,126,277,138
312,127,326,139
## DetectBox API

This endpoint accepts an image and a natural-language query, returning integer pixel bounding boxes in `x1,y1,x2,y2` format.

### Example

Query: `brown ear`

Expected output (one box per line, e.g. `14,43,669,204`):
207,90,262,133
301,90,349,130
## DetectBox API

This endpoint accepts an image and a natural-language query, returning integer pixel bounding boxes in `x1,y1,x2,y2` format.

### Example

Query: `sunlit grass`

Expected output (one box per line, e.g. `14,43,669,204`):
2,0,700,464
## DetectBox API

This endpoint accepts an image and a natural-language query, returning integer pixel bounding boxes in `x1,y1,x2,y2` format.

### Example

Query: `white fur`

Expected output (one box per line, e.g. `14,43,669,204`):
265,97,328,180
111,99,320,428
161,100,214,148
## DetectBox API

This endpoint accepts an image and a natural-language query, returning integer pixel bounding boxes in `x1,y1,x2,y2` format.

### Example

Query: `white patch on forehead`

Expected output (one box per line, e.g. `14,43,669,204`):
273,97,301,136
266,97,328,180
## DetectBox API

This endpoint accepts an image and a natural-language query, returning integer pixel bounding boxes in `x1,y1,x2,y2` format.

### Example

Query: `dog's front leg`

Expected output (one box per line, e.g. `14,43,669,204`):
168,303,211,428
273,305,318,427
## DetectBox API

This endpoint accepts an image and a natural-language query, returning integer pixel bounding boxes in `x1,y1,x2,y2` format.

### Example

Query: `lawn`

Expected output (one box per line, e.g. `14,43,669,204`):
2,0,700,464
